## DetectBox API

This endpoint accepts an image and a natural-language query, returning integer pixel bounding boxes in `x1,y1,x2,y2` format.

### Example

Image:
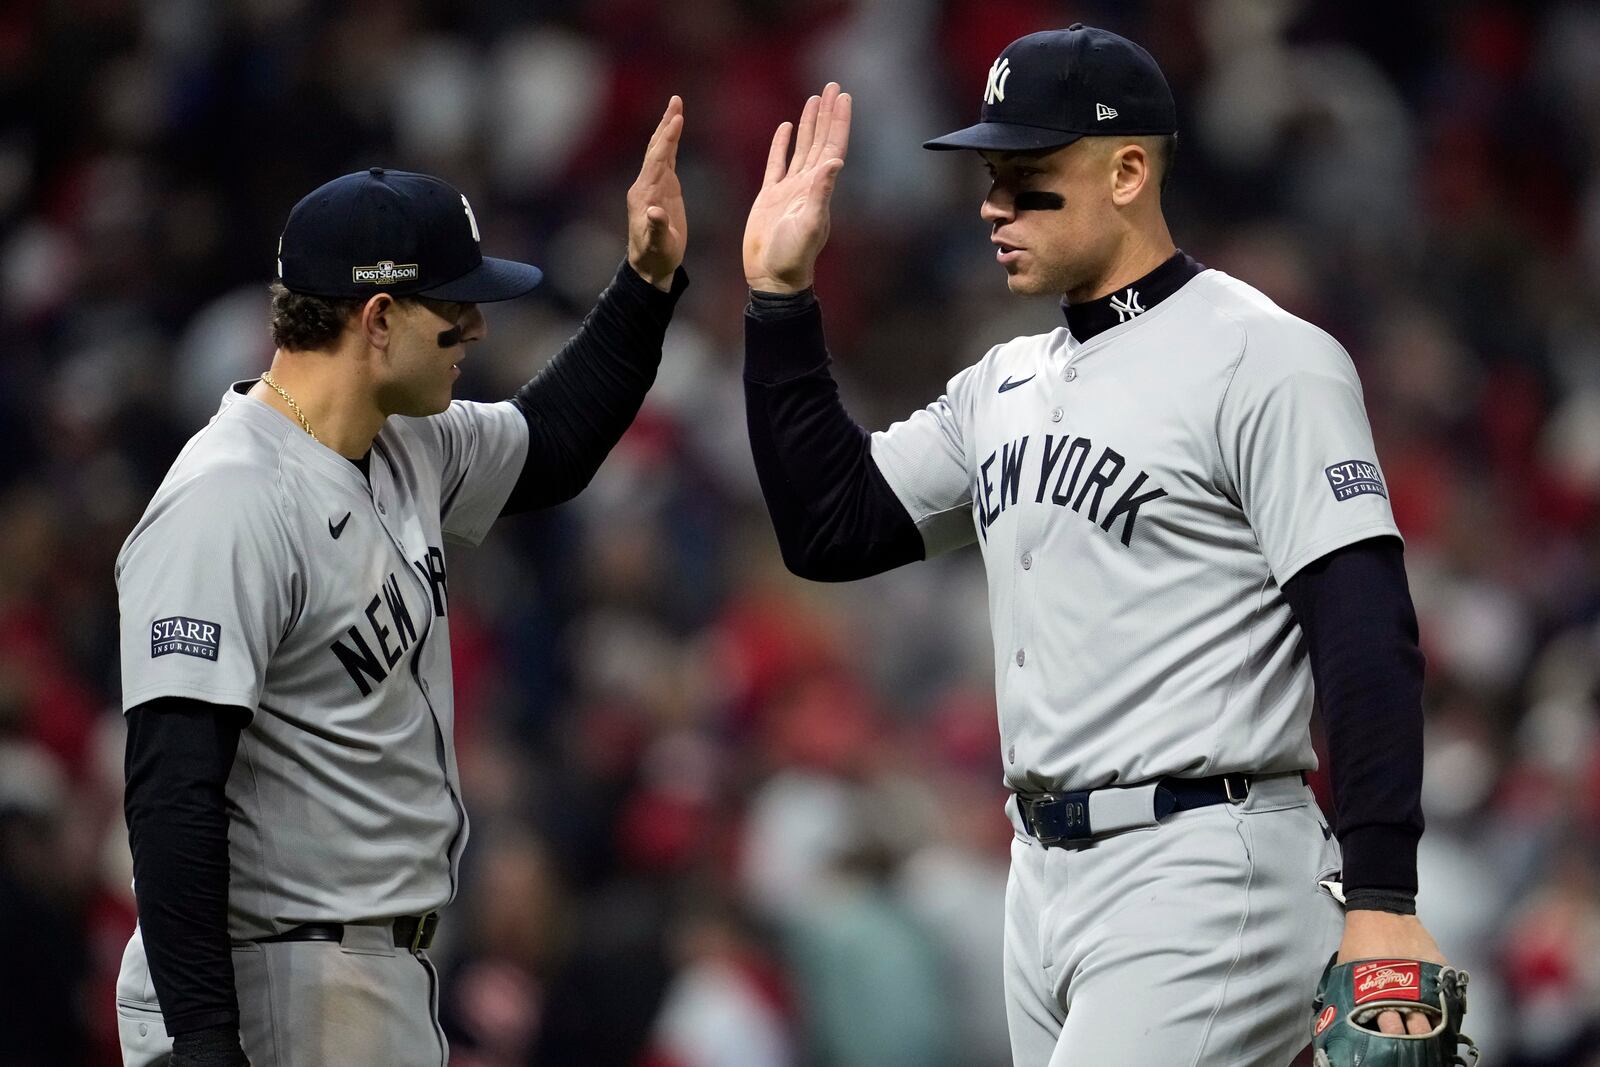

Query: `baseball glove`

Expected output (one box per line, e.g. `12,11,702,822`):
1311,957,1480,1067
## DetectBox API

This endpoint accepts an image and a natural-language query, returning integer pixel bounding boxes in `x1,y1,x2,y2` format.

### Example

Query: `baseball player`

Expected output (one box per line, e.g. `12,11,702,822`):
114,100,688,1067
740,28,1474,1067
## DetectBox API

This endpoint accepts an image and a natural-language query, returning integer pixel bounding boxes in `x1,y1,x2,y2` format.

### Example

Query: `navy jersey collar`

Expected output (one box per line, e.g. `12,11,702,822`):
1062,251,1204,342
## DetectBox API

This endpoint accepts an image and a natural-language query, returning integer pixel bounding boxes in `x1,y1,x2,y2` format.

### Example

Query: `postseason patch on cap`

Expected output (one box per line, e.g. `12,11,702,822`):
1325,459,1386,501
352,260,420,285
151,616,222,661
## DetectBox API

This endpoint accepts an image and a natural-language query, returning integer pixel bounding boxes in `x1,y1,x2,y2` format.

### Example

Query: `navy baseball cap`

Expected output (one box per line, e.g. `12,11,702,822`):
924,25,1176,152
276,167,543,302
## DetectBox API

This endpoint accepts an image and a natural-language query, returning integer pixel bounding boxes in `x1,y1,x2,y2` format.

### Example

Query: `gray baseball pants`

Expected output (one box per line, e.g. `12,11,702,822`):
116,923,448,1067
1003,775,1345,1066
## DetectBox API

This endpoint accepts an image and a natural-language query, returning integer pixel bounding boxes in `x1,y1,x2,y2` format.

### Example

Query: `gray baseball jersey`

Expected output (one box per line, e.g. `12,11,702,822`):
116,383,527,938
870,269,1399,792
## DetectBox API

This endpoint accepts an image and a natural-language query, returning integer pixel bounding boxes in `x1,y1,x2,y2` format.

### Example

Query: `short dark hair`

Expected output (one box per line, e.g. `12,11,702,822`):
1155,133,1178,192
269,282,362,351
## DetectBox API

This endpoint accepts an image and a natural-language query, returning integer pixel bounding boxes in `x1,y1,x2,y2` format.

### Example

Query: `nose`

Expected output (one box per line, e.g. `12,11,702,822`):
981,182,1014,226
460,304,486,342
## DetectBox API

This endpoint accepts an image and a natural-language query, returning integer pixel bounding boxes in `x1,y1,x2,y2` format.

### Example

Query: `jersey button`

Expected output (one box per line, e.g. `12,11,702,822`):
1007,745,1015,764
1050,407,1063,423
377,503,387,515
1015,648,1025,667
1062,367,1078,382
1021,552,1032,570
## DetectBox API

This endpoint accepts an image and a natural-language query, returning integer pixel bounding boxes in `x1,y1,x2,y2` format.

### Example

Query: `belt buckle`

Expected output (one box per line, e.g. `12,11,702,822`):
1024,790,1091,844
1223,774,1249,804
1025,794,1063,845
409,911,437,953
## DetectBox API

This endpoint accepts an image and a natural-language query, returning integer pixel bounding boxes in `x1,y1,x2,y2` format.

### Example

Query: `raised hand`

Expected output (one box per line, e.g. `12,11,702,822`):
627,96,687,292
743,82,852,294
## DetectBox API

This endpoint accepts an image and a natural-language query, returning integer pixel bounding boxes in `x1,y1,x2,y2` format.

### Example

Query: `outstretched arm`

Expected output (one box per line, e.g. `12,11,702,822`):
503,98,689,514
745,289,923,580
741,84,927,580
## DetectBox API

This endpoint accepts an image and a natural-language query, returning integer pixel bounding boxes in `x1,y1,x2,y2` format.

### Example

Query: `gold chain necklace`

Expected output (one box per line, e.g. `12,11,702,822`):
259,371,319,442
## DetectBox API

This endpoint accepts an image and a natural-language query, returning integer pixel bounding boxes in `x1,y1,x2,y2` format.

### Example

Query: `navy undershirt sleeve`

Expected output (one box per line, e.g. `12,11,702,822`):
1281,536,1425,911
743,291,924,581
502,261,688,514
124,696,251,1066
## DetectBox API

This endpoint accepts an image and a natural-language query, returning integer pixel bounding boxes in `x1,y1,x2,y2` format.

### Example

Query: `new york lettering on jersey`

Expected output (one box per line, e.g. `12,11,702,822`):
973,431,1168,546
329,546,449,697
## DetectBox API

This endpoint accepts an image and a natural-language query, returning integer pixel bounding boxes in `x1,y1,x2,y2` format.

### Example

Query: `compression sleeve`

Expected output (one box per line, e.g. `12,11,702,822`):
743,290,925,581
1281,536,1424,910
124,696,251,1059
502,261,688,513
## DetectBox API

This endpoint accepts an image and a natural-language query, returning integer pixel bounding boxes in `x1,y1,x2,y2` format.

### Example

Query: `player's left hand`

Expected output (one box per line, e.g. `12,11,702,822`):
1337,910,1446,1036
627,95,687,292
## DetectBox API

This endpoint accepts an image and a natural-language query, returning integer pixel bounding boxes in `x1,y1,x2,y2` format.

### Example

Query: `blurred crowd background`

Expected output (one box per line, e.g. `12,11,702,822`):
3,0,1600,1064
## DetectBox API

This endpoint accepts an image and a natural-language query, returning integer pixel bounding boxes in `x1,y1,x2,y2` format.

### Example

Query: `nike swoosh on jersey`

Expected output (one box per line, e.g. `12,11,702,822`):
329,513,351,539
997,374,1036,393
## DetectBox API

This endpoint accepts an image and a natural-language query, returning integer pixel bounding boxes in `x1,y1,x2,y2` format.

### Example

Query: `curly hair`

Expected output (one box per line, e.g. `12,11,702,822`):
268,282,363,352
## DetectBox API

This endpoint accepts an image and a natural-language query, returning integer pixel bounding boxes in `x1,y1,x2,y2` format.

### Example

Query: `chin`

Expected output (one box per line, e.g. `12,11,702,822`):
1003,271,1051,297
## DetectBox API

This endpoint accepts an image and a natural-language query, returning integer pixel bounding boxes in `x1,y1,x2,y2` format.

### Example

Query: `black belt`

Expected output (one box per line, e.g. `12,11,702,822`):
1017,773,1275,846
256,912,439,952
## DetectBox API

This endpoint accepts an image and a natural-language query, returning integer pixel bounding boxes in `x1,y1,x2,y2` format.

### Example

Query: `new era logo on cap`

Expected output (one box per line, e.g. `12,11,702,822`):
1096,102,1118,121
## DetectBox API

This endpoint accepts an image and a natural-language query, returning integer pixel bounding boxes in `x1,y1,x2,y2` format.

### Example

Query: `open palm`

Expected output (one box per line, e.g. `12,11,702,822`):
627,95,687,291
743,83,852,294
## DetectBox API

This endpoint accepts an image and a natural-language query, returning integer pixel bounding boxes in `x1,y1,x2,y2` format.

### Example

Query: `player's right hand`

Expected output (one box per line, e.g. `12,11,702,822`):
743,82,852,294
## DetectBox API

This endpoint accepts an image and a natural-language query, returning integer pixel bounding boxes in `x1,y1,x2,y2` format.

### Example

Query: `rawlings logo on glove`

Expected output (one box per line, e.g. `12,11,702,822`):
1311,957,1480,1067
1352,960,1421,1004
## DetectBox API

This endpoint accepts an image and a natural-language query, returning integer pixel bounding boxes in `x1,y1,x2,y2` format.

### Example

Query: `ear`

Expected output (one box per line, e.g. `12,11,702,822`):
359,294,397,351
1109,143,1152,207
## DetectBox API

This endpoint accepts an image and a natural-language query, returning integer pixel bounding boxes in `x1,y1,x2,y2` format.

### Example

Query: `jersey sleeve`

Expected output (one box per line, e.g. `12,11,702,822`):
116,469,299,713
869,361,981,558
417,399,531,545
1217,326,1401,584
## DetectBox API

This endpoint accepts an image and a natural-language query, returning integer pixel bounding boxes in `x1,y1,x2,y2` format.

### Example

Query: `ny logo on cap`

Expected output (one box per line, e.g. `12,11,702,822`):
1096,102,1118,121
460,194,480,243
985,57,1012,105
